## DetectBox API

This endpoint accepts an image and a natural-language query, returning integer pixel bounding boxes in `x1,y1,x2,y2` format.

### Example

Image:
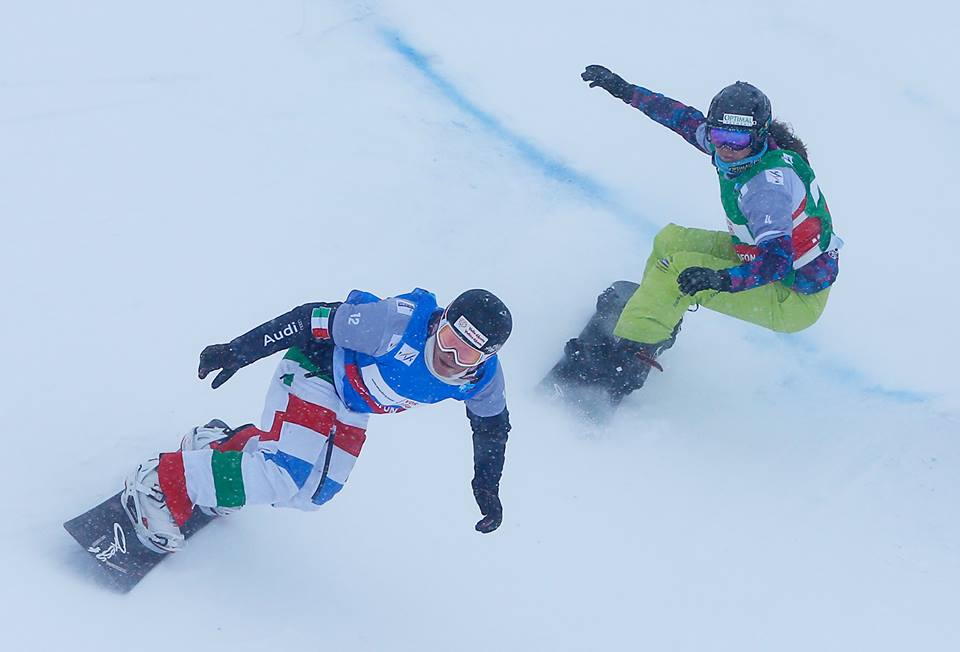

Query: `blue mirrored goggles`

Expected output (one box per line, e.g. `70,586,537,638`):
707,126,754,151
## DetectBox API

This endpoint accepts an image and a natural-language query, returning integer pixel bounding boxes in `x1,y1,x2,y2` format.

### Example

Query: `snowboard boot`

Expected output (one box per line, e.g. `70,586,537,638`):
122,457,185,554
179,420,240,517
606,320,681,405
542,281,680,420
606,341,666,406
546,282,641,391
556,324,681,407
554,336,613,385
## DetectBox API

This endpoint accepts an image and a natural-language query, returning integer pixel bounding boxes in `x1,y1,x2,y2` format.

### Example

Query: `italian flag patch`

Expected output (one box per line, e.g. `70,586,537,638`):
311,306,332,339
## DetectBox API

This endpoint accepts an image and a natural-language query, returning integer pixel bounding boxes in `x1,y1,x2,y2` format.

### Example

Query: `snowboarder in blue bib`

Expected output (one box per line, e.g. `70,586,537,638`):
122,288,513,553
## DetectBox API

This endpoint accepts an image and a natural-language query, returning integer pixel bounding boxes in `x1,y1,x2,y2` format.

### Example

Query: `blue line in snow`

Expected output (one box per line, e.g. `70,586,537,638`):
773,333,933,404
379,27,933,407
379,27,655,235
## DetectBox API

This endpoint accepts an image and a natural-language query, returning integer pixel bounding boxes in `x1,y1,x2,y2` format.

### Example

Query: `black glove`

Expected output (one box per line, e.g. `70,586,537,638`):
198,344,242,389
581,65,632,100
473,485,503,534
677,267,732,295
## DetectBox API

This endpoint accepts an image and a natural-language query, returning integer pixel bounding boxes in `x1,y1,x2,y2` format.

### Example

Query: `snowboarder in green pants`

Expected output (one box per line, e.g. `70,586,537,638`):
542,69,842,416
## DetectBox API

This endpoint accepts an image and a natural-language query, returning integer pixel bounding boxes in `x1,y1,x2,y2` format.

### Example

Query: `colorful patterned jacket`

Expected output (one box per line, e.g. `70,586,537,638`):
622,86,840,294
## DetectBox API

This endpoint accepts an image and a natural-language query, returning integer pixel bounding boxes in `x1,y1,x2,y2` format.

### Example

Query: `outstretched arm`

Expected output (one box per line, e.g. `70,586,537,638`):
198,297,415,388
198,302,340,388
581,65,710,153
467,406,510,534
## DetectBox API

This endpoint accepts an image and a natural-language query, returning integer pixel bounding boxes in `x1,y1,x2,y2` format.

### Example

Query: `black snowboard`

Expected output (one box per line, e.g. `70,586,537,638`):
539,281,641,423
540,280,678,424
64,491,214,593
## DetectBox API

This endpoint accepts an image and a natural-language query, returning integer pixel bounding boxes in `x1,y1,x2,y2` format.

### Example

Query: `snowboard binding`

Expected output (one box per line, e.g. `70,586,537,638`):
540,281,679,422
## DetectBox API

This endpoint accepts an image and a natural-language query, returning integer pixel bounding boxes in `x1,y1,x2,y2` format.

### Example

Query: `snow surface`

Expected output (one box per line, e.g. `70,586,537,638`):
2,1,958,650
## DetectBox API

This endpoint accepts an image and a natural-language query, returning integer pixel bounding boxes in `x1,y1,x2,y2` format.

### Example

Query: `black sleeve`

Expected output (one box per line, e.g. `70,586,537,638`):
467,406,511,496
228,302,340,367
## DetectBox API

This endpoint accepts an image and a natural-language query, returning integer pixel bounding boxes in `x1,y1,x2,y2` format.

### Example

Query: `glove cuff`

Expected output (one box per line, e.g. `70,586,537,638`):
596,74,631,101
716,270,733,292
611,80,634,102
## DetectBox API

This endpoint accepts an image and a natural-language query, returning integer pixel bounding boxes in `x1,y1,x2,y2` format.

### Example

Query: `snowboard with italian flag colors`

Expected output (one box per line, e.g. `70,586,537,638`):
63,491,214,593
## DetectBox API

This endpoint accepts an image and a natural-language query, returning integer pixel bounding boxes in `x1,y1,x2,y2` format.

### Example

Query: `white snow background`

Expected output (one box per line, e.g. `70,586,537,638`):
1,1,958,650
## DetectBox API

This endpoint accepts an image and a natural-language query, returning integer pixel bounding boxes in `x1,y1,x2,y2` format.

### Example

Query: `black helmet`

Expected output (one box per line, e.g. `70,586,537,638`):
706,81,771,151
444,289,512,355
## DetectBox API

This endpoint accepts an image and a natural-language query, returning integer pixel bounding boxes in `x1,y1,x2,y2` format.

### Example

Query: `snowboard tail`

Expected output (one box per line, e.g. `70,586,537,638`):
64,491,214,593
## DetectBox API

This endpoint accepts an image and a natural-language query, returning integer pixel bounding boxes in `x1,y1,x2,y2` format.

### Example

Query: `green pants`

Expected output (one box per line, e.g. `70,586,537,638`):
613,223,831,344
